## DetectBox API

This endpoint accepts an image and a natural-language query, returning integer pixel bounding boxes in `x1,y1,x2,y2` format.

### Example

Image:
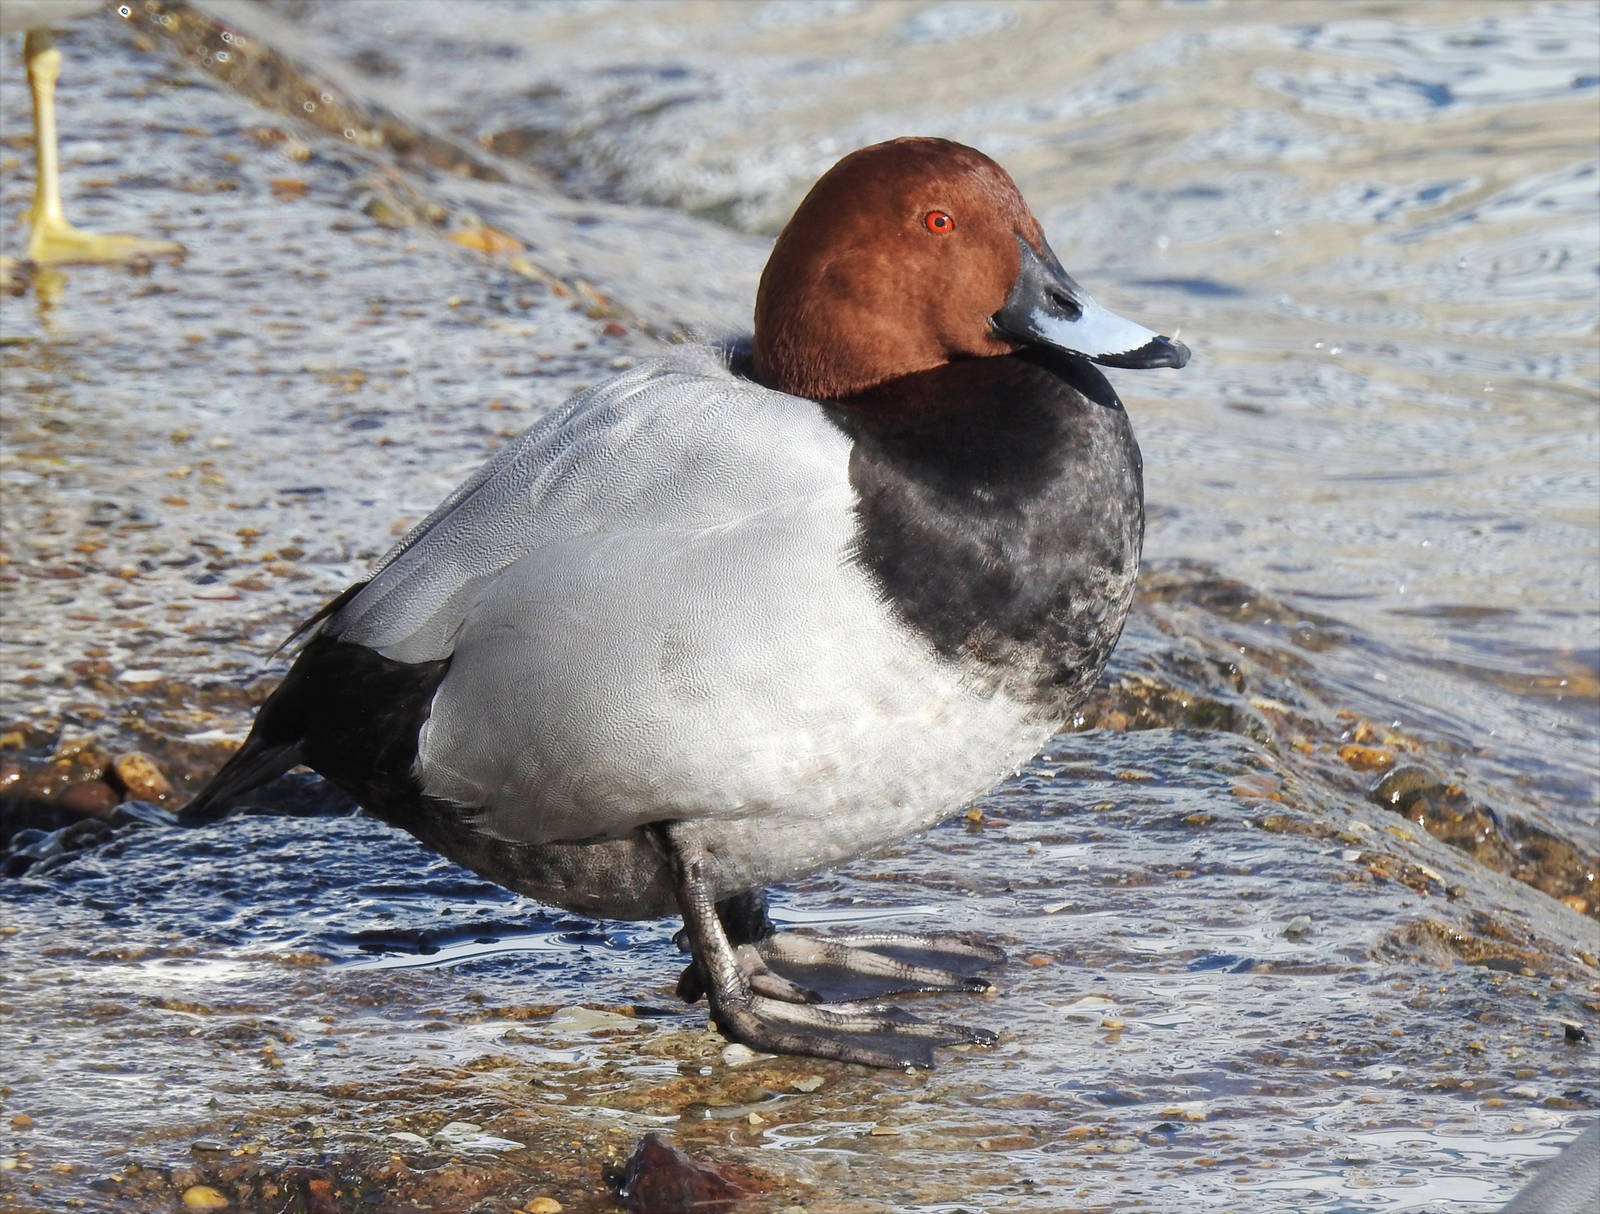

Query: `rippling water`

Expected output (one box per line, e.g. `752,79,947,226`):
1,2,1596,1211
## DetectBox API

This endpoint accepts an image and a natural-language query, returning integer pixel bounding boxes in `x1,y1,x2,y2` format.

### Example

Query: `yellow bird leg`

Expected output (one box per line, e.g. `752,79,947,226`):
22,27,183,266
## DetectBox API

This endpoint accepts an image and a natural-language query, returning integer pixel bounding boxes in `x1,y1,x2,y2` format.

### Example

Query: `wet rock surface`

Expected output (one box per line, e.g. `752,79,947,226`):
1,2,1596,1212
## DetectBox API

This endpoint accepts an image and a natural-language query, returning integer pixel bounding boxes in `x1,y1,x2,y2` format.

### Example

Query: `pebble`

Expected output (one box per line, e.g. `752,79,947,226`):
1284,914,1313,937
1061,994,1118,1019
522,1200,562,1214
110,752,173,800
1339,743,1395,772
182,1185,230,1209
721,1044,758,1067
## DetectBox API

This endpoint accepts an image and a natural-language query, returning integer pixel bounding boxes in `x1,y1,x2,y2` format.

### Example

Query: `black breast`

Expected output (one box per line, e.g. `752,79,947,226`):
829,349,1144,717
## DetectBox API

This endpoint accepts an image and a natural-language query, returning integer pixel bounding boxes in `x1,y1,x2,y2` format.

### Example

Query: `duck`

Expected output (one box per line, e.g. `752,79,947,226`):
183,137,1189,1067
3,1,184,264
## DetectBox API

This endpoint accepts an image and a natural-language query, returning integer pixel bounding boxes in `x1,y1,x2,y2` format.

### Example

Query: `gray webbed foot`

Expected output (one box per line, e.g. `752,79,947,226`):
676,925,1006,1004
659,829,1003,1068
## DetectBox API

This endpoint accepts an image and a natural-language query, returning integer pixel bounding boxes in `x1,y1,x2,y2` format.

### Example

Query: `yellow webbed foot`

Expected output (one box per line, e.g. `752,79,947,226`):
25,215,185,266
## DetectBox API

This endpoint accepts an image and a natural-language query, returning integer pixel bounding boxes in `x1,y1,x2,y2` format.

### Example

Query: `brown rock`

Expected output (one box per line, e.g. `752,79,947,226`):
58,779,119,818
616,1133,773,1214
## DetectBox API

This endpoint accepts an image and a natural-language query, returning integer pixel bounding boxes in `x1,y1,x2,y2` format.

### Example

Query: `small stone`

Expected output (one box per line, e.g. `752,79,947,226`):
1338,743,1395,772
109,752,172,800
1107,1138,1138,1154
721,1044,758,1067
523,1199,562,1214
9,1114,32,1130
789,1074,825,1093
182,1185,230,1210
1284,915,1313,938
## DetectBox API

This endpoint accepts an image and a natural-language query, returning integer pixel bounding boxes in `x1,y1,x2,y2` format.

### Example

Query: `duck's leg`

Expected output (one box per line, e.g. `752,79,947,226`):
659,824,1000,1068
22,29,184,266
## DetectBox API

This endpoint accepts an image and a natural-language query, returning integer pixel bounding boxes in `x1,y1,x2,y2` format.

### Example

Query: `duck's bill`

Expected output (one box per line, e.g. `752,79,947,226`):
992,233,1190,370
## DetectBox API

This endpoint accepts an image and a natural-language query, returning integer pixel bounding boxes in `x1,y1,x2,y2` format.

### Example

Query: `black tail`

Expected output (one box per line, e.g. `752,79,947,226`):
180,632,450,826
182,591,358,823
180,737,304,824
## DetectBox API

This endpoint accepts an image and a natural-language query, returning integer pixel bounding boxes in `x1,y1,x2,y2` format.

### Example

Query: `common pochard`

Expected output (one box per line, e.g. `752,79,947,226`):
185,137,1189,1067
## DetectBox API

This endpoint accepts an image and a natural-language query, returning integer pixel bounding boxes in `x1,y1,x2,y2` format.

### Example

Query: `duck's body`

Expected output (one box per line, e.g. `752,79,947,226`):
187,137,1186,1066
205,343,1143,919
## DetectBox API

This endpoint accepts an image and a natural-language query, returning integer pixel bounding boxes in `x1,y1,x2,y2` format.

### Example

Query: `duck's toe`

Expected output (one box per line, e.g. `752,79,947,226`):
714,993,997,1070
755,928,1005,1002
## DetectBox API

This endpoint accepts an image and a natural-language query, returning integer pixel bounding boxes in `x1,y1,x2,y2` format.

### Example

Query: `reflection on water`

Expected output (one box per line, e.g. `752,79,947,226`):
0,1,1596,1211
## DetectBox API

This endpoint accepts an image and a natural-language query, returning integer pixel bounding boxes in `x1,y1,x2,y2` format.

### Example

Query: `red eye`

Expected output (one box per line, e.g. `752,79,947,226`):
924,210,955,234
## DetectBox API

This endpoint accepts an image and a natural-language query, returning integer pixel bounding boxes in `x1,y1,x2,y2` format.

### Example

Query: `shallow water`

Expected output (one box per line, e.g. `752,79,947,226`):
1,2,1597,1212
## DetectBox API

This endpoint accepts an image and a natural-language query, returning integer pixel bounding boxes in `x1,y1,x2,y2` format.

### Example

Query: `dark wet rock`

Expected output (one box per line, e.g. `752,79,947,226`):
1368,765,1599,916
1378,916,1574,975
3,815,112,877
611,1133,773,1214
2,799,177,877
1371,764,1438,809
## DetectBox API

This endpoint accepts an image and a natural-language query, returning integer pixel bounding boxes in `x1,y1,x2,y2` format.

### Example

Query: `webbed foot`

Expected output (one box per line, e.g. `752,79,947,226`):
658,832,1003,1068
26,217,184,267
